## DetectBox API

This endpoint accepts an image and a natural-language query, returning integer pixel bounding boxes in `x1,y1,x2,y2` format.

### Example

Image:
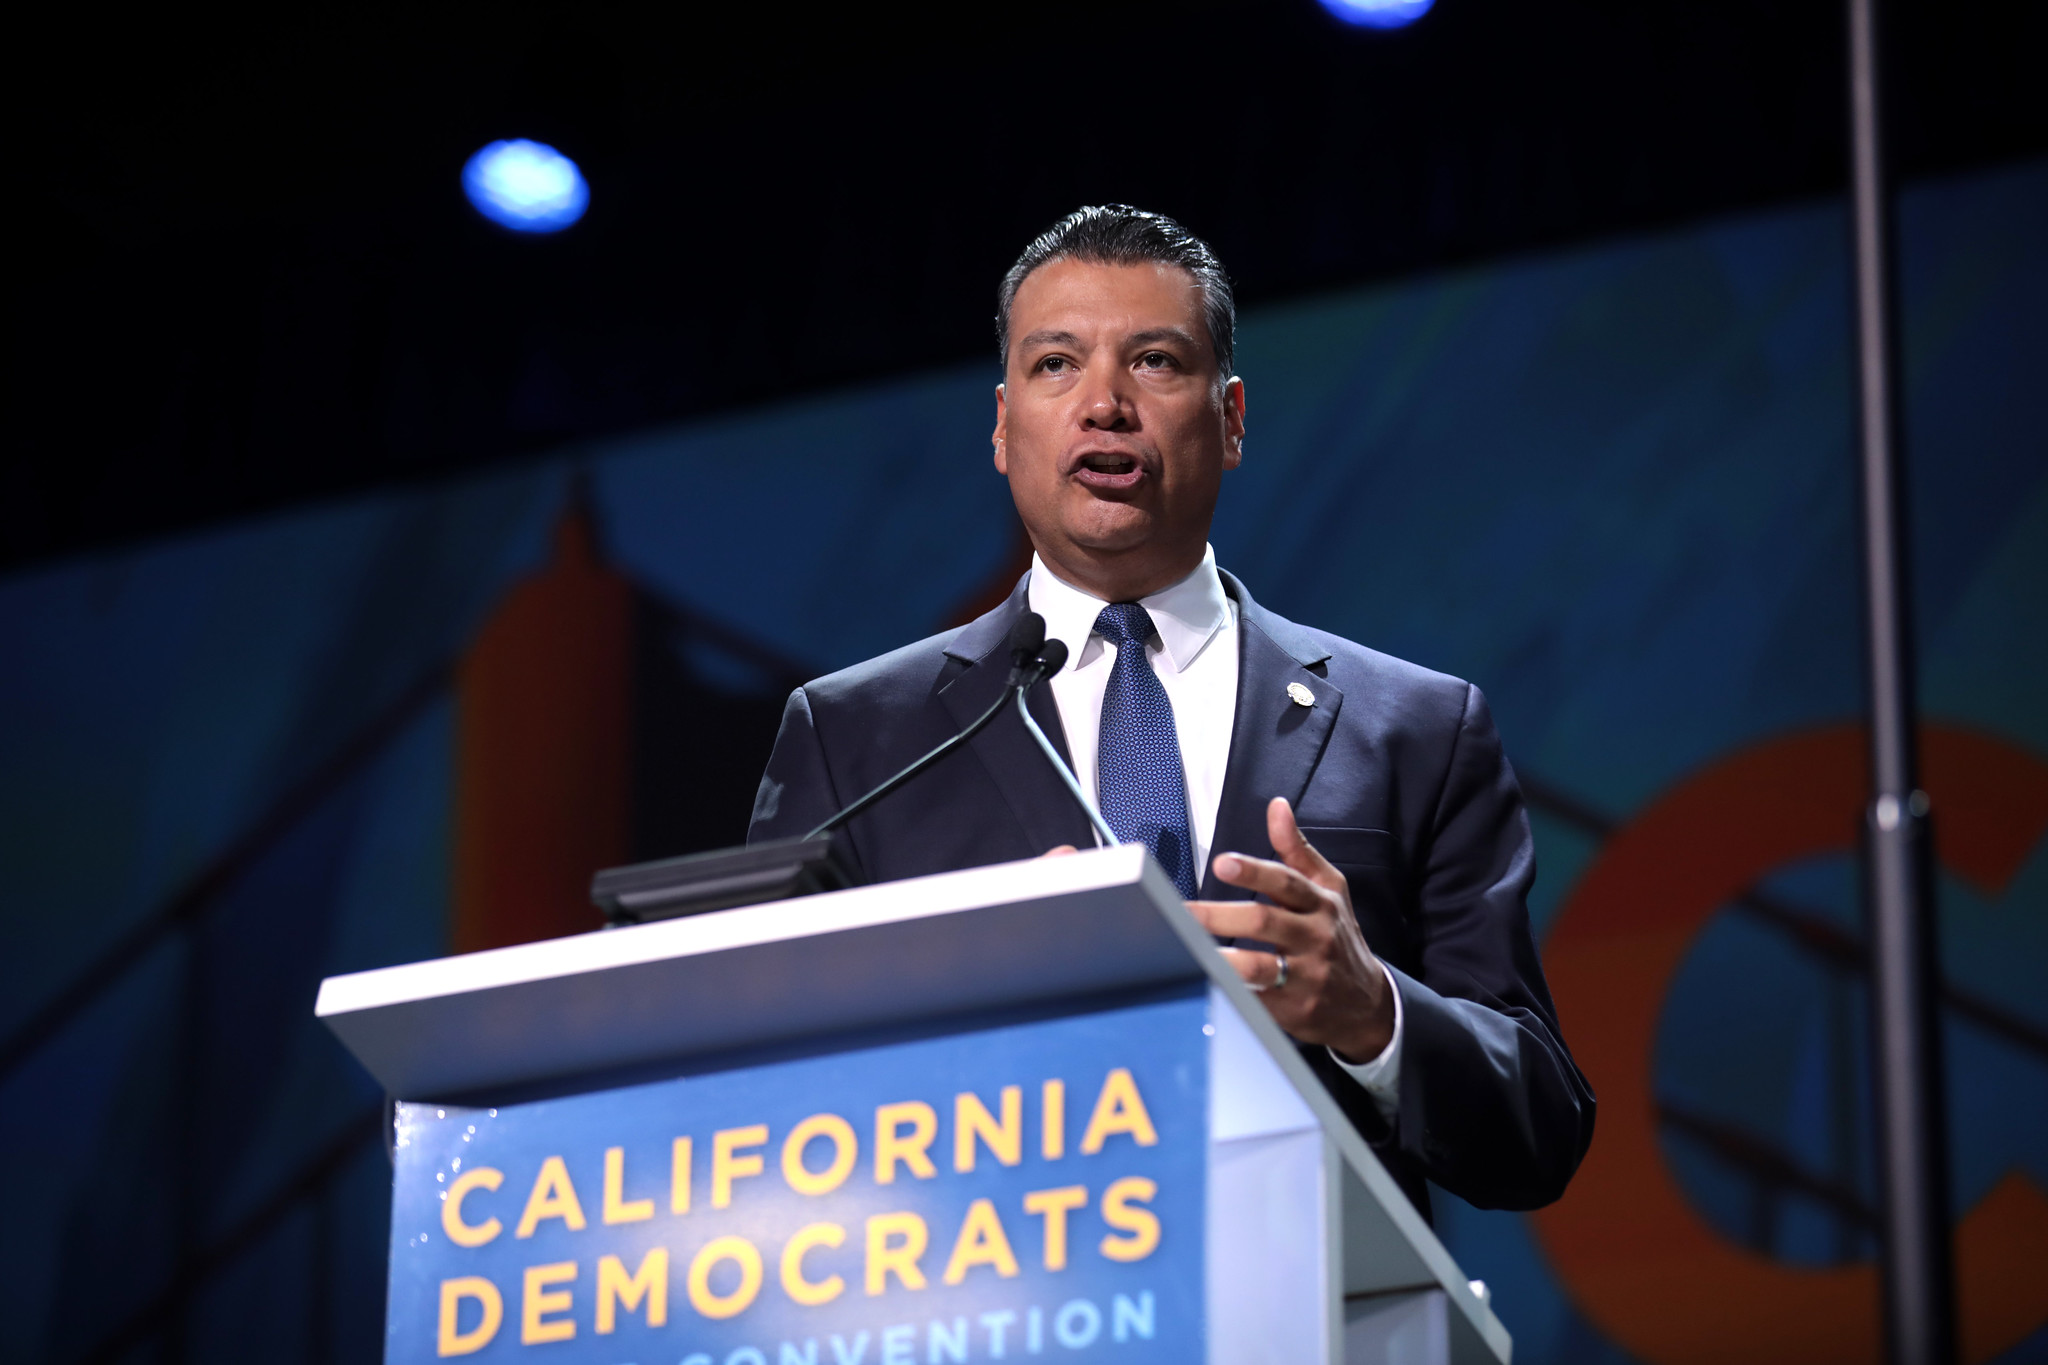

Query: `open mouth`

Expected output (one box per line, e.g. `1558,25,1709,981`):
1072,451,1146,490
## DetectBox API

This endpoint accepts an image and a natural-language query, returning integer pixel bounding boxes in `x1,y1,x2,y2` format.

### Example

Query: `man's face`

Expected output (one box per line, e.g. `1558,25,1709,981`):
994,257,1244,599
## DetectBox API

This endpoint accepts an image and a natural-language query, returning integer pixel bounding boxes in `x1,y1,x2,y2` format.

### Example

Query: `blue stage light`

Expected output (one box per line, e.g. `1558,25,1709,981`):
462,139,589,233
1318,0,1433,29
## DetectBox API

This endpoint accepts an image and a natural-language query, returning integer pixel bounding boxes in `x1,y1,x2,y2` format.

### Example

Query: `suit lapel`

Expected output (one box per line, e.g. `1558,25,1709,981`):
938,579,1094,856
1200,572,1344,898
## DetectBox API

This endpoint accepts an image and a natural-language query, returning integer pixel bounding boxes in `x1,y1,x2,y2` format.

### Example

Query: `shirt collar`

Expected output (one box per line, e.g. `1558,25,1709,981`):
1026,545,1231,675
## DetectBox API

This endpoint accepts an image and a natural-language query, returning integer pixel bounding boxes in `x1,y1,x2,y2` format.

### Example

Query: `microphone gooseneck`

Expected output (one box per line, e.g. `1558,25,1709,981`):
806,610,1116,849
1009,636,1119,850
807,612,1065,841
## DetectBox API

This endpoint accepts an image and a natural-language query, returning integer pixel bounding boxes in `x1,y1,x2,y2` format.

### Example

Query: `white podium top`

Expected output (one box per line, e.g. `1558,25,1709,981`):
317,844,1201,1098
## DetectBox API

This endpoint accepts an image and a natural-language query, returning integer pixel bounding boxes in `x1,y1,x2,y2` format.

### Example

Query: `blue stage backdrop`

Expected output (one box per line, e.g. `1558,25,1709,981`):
2,158,2043,1364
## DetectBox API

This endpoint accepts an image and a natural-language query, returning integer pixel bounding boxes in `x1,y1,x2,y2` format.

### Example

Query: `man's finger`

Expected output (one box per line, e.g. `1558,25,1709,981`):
1267,796,1345,892
1185,900,1318,952
1210,851,1326,913
1218,946,1290,992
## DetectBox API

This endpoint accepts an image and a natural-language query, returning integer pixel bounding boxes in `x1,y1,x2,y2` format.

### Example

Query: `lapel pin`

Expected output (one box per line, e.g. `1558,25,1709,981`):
1287,682,1315,708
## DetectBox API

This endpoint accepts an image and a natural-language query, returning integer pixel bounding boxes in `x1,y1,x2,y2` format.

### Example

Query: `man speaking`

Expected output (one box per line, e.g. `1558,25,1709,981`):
748,205,1594,1218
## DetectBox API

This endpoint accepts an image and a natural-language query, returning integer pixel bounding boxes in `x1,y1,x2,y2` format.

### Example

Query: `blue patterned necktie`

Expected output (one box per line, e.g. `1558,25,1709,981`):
1093,602,1199,898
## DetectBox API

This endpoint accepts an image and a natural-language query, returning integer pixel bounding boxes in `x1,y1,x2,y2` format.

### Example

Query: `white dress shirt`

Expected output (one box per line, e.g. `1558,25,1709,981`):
1026,548,1404,1119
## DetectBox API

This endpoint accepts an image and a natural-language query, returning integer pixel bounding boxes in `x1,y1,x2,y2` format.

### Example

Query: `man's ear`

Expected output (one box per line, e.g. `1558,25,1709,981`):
1222,376,1246,470
992,383,1009,474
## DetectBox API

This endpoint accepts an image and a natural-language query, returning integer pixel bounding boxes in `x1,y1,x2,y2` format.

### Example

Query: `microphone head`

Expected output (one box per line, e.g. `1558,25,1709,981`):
1034,638,1069,680
1008,611,1048,667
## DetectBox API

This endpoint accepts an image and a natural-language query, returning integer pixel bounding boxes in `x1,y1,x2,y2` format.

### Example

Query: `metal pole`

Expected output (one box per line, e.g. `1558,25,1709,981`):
1847,2,1957,1362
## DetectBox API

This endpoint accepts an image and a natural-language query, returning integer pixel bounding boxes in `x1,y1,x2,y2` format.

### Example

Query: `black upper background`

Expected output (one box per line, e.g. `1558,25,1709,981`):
11,0,2044,571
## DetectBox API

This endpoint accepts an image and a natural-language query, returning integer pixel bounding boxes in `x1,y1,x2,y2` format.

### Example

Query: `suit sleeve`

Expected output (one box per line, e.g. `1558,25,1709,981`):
746,687,869,881
1376,684,1594,1210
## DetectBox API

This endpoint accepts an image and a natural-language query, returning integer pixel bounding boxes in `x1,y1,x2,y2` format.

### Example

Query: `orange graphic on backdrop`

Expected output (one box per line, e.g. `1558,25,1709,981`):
1532,724,2048,1365
452,506,633,953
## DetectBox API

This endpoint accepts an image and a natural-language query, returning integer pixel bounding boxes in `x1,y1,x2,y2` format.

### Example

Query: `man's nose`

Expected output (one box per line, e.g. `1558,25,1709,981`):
1078,366,1133,429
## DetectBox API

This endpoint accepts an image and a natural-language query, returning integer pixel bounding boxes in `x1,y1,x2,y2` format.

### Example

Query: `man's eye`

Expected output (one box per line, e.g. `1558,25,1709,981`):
1140,352,1173,369
1039,356,1069,373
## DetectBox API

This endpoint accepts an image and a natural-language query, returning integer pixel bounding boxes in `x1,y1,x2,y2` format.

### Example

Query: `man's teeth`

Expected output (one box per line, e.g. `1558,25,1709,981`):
1083,455,1136,473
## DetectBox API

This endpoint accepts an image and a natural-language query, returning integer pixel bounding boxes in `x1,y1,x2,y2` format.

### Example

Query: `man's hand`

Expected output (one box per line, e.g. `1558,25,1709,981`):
1186,797,1396,1063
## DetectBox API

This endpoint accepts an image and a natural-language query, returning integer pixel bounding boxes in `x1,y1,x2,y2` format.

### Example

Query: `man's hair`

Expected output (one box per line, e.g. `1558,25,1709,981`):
997,204,1236,379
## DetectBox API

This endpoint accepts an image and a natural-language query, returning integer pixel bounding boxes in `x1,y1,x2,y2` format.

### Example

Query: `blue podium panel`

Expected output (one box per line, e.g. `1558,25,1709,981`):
386,990,1208,1365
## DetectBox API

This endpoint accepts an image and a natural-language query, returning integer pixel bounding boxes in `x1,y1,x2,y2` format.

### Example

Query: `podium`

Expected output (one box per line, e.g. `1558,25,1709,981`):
316,845,1512,1365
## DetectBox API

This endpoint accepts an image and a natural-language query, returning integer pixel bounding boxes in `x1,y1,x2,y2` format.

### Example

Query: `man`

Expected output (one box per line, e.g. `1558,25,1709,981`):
748,205,1593,1218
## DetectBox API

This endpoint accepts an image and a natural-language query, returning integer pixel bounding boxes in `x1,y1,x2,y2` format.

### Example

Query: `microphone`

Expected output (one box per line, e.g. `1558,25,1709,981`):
806,612,1085,840
1006,611,1047,681
1008,635,1117,849
592,613,1110,928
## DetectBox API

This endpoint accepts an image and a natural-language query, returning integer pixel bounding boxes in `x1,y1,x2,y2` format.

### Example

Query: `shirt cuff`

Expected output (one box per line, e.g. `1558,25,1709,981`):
1326,965,1403,1123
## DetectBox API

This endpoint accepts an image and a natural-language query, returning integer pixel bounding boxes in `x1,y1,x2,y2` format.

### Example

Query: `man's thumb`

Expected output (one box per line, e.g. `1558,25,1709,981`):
1267,796,1306,859
1268,796,1338,883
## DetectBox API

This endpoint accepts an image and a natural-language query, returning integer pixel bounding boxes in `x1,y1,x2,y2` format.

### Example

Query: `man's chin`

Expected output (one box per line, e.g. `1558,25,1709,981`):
1060,511,1158,557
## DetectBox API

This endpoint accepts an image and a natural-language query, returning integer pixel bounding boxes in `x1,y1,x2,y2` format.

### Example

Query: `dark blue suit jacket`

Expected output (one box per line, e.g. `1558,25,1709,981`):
748,571,1594,1217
